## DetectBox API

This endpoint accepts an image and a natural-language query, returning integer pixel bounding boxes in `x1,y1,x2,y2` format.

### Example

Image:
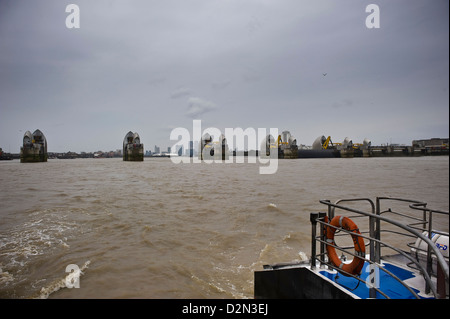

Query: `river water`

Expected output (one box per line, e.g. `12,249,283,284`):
0,156,448,298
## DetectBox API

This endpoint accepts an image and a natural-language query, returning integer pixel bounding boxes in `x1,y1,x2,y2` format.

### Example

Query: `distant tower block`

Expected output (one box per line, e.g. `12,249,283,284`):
123,131,144,161
20,129,48,163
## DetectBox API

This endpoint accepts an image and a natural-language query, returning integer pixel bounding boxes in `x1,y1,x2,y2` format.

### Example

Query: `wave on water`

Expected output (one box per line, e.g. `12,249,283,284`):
0,208,87,298
33,260,91,299
1,157,447,298
267,203,285,213
0,209,77,264
0,267,14,286
266,203,289,215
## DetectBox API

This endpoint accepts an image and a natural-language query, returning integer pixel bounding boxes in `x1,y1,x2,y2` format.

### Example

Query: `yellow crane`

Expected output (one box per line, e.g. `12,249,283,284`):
323,136,332,149
277,135,282,146
277,135,290,146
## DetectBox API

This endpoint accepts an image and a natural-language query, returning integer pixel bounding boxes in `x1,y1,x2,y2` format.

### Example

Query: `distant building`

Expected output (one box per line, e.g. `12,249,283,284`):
154,145,160,154
0,147,13,160
189,140,194,157
20,129,48,163
412,138,449,148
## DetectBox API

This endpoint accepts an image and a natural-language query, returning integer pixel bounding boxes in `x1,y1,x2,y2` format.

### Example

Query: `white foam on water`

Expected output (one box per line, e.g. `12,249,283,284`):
1,210,77,264
0,266,14,285
34,260,91,299
0,208,84,297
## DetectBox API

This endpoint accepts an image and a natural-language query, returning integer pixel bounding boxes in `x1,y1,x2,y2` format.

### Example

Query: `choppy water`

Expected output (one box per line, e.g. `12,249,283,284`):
0,156,448,298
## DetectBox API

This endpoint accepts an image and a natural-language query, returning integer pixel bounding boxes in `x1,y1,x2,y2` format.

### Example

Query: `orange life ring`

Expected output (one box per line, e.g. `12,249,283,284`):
324,215,365,276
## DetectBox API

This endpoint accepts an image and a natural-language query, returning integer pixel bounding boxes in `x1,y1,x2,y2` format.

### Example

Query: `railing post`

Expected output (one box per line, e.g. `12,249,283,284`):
437,261,446,299
369,214,376,260
426,209,432,294
323,199,333,219
369,209,378,298
310,212,319,270
375,198,382,264
318,212,326,268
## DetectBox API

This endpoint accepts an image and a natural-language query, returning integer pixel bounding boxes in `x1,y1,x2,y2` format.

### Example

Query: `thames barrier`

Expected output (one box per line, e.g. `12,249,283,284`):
123,131,144,161
2,129,447,162
263,133,448,159
20,129,48,163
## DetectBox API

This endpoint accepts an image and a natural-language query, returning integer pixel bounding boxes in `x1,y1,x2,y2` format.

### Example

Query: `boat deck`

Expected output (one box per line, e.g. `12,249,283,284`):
254,197,449,299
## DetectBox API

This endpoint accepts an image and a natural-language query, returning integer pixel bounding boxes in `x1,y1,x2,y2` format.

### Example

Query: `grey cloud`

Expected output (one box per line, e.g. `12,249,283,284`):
211,80,232,90
0,0,448,152
332,99,354,108
186,97,217,118
170,87,192,99
242,67,263,83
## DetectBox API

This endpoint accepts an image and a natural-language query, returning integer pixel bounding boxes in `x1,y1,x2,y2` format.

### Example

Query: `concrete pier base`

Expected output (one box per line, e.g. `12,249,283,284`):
124,146,144,161
20,147,48,163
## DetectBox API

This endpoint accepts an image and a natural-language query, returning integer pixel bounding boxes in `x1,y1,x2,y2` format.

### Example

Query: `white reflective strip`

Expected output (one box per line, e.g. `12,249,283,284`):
339,216,344,227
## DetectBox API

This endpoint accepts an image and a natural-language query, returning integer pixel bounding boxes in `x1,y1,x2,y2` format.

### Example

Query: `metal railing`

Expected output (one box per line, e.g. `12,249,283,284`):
310,197,449,299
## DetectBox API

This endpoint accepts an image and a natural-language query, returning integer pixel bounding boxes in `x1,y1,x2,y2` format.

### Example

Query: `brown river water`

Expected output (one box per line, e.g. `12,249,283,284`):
0,156,448,298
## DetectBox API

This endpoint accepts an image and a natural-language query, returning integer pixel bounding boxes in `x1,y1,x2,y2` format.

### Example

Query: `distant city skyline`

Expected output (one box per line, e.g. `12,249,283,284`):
3,128,446,155
1,1,448,153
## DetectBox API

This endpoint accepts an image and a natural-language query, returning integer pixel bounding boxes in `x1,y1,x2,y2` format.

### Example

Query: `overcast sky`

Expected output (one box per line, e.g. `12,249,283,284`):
0,0,448,153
